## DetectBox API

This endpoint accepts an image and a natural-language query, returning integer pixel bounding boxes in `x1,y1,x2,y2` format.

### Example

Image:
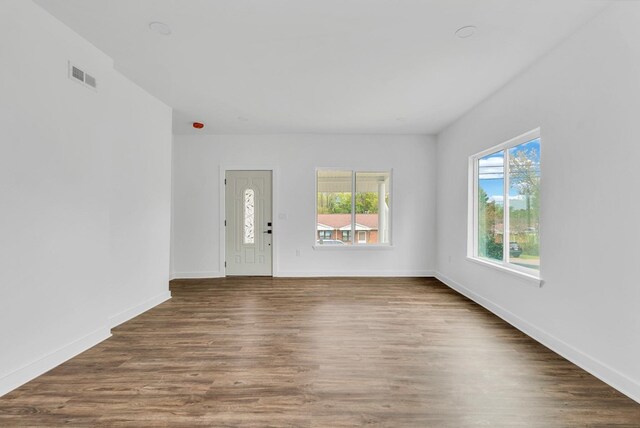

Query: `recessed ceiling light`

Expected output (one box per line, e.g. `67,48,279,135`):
455,25,476,39
149,21,172,36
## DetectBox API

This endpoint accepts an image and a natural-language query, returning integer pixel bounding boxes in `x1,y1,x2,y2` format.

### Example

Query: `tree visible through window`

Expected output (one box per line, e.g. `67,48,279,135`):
471,129,540,275
316,170,391,246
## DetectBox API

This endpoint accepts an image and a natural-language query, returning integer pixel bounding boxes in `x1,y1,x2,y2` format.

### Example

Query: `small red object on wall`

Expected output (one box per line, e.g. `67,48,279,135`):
193,122,204,129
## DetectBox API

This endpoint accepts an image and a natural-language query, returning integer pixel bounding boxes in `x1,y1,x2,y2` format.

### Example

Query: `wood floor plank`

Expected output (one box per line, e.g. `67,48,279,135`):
1,277,639,427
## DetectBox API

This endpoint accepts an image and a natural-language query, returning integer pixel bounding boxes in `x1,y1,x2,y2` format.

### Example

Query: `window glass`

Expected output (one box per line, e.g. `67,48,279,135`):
508,138,540,270
316,169,391,246
470,129,540,278
317,170,352,245
243,188,255,244
355,172,390,245
477,151,504,261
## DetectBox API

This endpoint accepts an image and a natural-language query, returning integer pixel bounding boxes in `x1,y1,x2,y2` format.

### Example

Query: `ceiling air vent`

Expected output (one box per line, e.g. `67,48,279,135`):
84,74,97,88
71,66,84,82
68,61,97,91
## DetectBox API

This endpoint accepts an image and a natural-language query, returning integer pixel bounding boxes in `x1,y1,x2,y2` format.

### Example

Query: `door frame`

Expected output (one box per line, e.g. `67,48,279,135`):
219,165,278,277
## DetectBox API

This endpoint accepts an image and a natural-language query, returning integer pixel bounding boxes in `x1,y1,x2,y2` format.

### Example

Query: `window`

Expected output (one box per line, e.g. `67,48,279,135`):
316,169,391,246
318,230,332,240
469,129,540,277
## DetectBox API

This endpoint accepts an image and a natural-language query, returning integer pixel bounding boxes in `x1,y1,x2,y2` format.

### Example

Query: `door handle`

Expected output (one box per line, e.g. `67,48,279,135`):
263,230,272,234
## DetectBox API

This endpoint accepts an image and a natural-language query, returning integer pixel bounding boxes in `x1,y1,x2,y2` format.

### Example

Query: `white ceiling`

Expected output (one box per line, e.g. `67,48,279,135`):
35,0,609,135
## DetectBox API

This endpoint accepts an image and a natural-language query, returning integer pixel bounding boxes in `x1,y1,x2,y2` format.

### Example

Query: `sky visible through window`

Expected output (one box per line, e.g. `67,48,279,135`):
479,139,540,207
478,137,540,270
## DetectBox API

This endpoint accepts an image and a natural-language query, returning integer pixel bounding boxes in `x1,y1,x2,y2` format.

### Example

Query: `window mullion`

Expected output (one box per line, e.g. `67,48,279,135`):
351,171,356,244
474,158,479,258
503,149,510,264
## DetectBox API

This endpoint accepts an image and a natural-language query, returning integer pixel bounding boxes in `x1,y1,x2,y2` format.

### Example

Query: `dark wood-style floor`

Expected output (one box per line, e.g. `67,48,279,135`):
1,277,639,427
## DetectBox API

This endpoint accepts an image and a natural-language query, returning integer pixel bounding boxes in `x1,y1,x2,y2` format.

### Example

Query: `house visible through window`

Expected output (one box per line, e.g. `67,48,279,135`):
316,169,391,246
470,129,540,277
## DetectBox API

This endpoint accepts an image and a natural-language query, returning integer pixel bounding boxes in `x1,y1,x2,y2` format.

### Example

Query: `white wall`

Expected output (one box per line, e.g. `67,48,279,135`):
0,1,172,396
108,71,172,327
172,134,436,278
436,3,640,402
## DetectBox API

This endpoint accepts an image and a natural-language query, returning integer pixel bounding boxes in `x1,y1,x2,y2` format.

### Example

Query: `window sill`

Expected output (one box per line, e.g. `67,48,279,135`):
466,256,543,287
313,245,394,251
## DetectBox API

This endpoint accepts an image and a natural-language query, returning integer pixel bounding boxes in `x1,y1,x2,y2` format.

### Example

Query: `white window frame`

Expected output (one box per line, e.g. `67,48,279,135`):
467,128,542,284
314,168,393,250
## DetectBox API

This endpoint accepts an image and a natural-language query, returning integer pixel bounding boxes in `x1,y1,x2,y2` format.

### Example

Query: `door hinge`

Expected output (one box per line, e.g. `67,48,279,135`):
224,261,227,267
224,178,227,185
224,220,226,226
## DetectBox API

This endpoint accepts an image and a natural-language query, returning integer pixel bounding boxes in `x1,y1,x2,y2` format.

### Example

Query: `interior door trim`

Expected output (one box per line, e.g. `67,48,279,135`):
219,166,278,277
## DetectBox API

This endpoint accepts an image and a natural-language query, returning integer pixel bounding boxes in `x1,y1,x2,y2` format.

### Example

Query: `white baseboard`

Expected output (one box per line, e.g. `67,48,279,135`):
170,271,223,280
1,290,173,397
275,270,435,277
109,291,172,328
435,271,640,405
0,326,111,398
171,271,435,279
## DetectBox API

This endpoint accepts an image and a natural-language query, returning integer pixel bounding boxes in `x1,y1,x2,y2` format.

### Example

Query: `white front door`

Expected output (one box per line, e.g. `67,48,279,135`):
225,170,273,276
